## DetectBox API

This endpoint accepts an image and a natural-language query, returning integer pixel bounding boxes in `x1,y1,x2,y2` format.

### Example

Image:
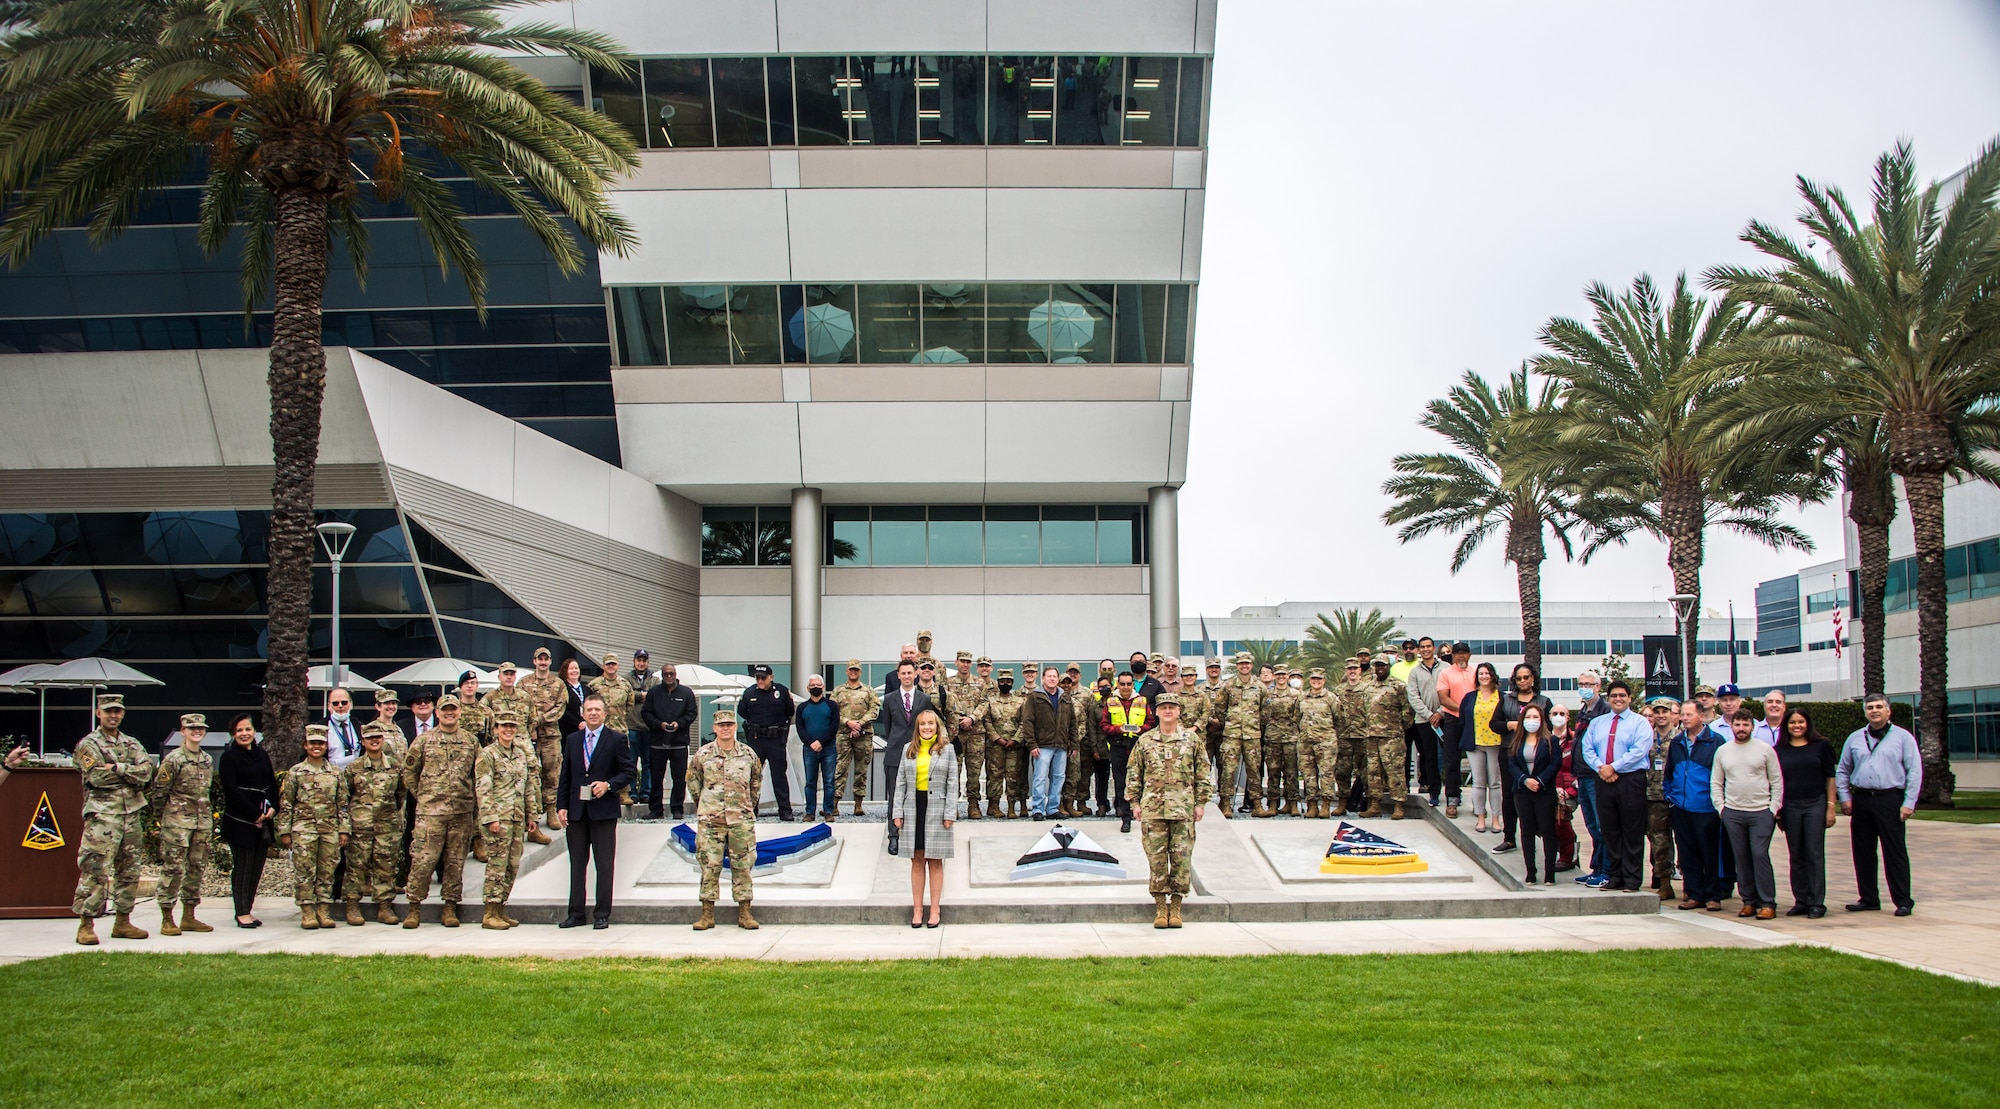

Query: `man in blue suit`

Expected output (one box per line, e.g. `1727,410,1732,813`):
557,693,635,929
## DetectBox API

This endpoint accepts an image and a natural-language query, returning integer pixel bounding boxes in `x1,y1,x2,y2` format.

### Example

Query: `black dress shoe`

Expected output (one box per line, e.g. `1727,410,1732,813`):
1845,901,1880,912
1807,906,1827,919
1492,841,1517,854
1033,813,1045,821
559,915,587,928
1786,905,1808,917
1119,816,1132,833
1894,905,1913,917
592,918,610,929
236,918,259,929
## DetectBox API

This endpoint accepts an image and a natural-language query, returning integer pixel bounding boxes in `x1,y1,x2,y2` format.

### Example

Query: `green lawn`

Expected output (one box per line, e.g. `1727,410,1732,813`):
1916,790,2000,824
3,949,1994,1107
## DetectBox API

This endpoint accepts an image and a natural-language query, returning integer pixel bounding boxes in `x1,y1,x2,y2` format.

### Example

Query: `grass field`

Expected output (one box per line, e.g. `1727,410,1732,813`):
3,948,1995,1107
1915,790,2000,824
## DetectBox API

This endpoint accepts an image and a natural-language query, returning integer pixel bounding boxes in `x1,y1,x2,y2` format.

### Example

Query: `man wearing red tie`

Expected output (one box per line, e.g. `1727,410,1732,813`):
557,694,634,929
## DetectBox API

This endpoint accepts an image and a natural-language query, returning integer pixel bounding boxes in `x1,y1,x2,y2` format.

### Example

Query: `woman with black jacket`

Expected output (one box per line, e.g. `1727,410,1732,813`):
1489,663,1553,855
558,657,588,736
217,713,278,928
1503,703,1562,885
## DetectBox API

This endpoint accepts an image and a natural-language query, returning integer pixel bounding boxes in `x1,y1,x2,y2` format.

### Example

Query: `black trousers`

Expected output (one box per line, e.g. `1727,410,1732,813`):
1502,787,1518,843
1514,787,1559,880
1850,787,1914,909
1670,807,1724,902
223,824,267,918
566,817,618,920
1781,796,1828,911
1439,716,1463,802
1108,739,1136,817
647,746,689,817
749,733,793,817
1597,772,1650,890
1408,721,1440,798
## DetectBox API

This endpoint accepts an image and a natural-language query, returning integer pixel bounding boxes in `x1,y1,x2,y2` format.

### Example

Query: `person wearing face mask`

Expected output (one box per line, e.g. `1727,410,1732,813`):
1503,704,1562,884
793,674,840,823
1713,708,1785,919
1546,705,1580,872
975,668,1030,818
1130,651,1166,704
641,663,699,821
1098,670,1152,833
324,689,362,769
1569,671,1610,884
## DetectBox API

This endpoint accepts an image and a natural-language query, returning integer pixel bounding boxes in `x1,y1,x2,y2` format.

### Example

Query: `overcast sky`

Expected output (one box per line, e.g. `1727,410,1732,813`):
1181,0,2000,625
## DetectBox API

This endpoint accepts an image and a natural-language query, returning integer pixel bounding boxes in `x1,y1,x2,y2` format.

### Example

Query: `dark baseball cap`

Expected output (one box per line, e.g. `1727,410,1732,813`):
750,663,772,677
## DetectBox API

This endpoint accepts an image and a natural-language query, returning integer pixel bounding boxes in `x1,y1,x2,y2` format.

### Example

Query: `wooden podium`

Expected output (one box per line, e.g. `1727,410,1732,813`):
0,767,84,918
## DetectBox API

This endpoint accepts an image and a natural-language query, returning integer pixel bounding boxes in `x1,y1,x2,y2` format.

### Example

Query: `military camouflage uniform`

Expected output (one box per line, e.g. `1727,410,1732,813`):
979,684,1029,814
403,722,480,905
945,657,989,809
280,759,344,908
479,686,533,750
340,749,407,904
828,678,881,807
1210,672,1268,810
1646,725,1676,898
372,714,409,764
150,743,212,909
457,695,494,747
1062,684,1102,813
475,738,544,904
1125,723,1213,895
1362,673,1414,805
689,739,762,903
1263,679,1304,807
1332,674,1372,812
71,727,154,917
1299,683,1341,810
518,667,568,813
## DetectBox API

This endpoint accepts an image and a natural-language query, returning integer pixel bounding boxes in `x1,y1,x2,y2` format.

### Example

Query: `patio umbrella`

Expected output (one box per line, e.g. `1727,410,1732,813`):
141,510,244,564
308,665,384,693
910,346,969,363
0,663,67,751
680,285,729,310
1027,299,1097,354
374,657,493,686
787,303,856,362
37,657,164,752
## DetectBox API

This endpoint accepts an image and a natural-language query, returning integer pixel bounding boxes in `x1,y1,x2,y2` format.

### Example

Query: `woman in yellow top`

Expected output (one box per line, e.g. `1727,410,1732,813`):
1455,663,1507,833
894,709,958,928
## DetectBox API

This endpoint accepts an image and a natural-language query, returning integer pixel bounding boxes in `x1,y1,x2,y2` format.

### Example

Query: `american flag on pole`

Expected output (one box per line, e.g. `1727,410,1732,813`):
1831,610,1844,659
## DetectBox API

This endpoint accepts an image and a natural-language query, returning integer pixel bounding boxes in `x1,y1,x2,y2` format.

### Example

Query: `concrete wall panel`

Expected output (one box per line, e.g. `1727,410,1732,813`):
986,189,1188,280
570,0,778,55
987,0,1200,53
785,189,987,280
775,0,987,52
797,401,986,484
600,190,792,284
616,402,803,487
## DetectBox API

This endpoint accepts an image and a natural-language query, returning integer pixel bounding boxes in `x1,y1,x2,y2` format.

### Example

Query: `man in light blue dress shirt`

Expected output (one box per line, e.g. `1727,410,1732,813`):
1578,680,1655,893
1835,694,1922,916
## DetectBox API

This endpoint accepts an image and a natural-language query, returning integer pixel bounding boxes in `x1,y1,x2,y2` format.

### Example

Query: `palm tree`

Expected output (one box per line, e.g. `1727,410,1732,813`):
1296,608,1405,677
1383,366,1581,675
0,0,639,764
1528,275,1819,690
1707,140,2000,805
1237,639,1299,675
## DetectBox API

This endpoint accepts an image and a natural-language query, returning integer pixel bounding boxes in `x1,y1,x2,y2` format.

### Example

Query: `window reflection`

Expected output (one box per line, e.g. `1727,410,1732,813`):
1056,56,1121,146
794,57,848,145
613,287,665,366
590,64,646,147
985,283,1050,363
920,56,984,144
1165,285,1193,363
852,56,916,145
767,57,796,145
827,507,869,566
800,285,857,363
665,285,732,365
984,507,1039,565
989,56,1053,144
926,507,982,565
1050,283,1112,363
642,58,715,148
1041,506,1096,564
1120,57,1178,146
729,285,781,365
919,284,983,362
701,507,756,566
1113,284,1164,363
712,57,769,147
857,284,920,362
871,507,925,565
1175,57,1206,147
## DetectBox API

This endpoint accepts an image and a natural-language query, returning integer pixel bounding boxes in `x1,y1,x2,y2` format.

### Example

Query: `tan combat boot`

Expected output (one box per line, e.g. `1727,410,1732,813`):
1360,801,1383,818
693,901,716,931
402,907,421,929
440,902,461,928
1152,893,1170,929
179,905,212,933
345,899,365,926
1328,801,1348,817
481,904,510,930
377,901,400,925
851,802,864,817
526,825,552,845
737,902,759,930
1168,894,1184,928
965,801,982,820
315,904,336,929
618,788,634,807
1278,799,1294,816
1391,803,1406,821
299,906,320,930
1252,802,1273,818
106,911,146,939
500,904,520,927
159,907,181,936
76,915,99,946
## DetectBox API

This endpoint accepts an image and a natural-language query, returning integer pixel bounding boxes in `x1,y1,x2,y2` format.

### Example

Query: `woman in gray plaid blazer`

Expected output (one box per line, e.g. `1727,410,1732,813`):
895,708,958,927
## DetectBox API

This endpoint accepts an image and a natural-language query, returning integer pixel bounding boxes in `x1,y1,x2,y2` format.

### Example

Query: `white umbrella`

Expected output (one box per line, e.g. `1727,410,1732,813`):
36,657,164,753
680,285,729,310
1028,299,1097,354
0,662,61,694
375,657,492,686
788,303,856,362
308,665,383,692
911,345,969,363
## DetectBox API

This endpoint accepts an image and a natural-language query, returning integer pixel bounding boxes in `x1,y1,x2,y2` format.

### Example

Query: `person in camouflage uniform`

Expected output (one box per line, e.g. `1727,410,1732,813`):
519,646,569,828
370,688,408,763
829,660,882,817
1361,653,1415,819
455,672,493,746
150,712,215,935
475,712,544,929
71,693,155,945
1299,669,1342,818
914,629,939,676
478,663,542,848
280,725,346,930
1262,666,1304,815
1125,693,1212,928
1331,660,1371,818
688,709,763,930
587,654,638,806
976,668,1029,818
1643,697,1680,901
1210,652,1269,818
401,693,481,928
341,721,407,925
946,650,991,817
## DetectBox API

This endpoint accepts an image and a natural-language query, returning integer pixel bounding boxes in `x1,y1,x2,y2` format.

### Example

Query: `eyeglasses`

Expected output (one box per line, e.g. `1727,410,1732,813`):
329,701,350,708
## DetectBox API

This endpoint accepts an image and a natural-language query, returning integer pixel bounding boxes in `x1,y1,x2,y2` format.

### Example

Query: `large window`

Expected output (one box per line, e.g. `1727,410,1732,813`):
702,506,1146,566
1754,576,1801,656
588,55,1209,149
613,282,1194,367
1882,535,2000,614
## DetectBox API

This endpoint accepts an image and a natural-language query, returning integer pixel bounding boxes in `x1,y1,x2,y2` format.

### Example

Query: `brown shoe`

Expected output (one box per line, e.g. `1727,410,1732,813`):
1738,905,1756,918
377,901,401,925
1153,893,1170,929
1360,802,1384,818
823,811,836,823
108,911,147,940
1168,894,1184,928
318,904,338,929
965,802,982,820
345,900,366,927
1253,803,1273,818
179,905,213,933
618,789,635,807
1660,885,1678,902
481,904,510,930
1328,804,1348,817
1445,802,1459,818
402,908,421,929
693,901,716,931
500,905,520,927
851,803,864,817
440,902,461,928
1278,800,1296,816
736,902,759,930
76,916,99,946
1756,907,1776,920
299,907,320,930
1391,803,1406,820
526,826,552,845
1677,898,1703,911
159,907,181,936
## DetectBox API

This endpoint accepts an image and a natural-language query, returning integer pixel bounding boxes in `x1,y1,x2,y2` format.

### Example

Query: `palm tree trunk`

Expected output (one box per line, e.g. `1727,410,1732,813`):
1846,452,1895,697
259,187,332,769
1900,466,1956,806
1661,474,1705,696
1508,512,1546,676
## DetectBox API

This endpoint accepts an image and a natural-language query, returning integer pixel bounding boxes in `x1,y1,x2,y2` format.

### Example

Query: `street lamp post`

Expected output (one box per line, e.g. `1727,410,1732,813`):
316,522,358,690
1668,593,1698,703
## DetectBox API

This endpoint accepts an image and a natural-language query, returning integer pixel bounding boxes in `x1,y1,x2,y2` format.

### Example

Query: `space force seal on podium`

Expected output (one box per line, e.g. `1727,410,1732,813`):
1320,822,1429,875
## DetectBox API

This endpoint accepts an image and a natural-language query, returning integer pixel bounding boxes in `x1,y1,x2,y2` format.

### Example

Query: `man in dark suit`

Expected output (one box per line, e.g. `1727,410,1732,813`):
556,693,635,929
879,659,932,854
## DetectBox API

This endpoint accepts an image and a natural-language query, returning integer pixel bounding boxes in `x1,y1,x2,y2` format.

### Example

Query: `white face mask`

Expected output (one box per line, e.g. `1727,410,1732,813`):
329,709,350,723
1523,717,1542,734
1549,715,1568,731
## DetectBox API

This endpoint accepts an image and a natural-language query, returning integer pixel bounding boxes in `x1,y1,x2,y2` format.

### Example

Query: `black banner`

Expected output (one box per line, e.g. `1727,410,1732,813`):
1642,635,1683,701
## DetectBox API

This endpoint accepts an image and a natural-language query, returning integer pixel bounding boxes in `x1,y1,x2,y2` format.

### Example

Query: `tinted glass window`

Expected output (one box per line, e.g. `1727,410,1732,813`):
665,285,732,365
1120,57,1178,146
712,57,769,146
857,284,920,362
851,56,916,145
794,57,848,145
920,56,983,144
827,507,869,566
758,506,792,566
801,284,857,363
927,506,981,565
1165,285,1193,363
612,287,665,366
702,507,756,566
643,58,714,148
1050,283,1112,363
1113,284,1164,363
985,506,1039,565
1056,56,1120,146
1099,506,1142,564
766,57,796,145
989,56,1053,144
919,283,983,362
871,507,925,566
1041,506,1096,564
1175,57,1205,146
590,64,648,148
985,283,1049,363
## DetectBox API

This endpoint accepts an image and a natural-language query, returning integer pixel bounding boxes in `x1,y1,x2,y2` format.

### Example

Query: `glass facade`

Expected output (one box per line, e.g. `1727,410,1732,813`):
614,282,1194,366
1754,576,1802,656
1946,687,2000,761
700,506,793,566
1882,535,2000,613
590,55,1207,149
0,510,593,747
699,505,1146,567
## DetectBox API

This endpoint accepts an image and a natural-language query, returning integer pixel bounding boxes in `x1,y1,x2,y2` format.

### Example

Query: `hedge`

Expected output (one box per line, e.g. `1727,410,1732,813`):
1784,699,1913,743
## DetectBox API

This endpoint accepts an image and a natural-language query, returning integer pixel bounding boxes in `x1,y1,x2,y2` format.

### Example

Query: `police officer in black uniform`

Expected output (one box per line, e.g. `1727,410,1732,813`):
734,664,797,821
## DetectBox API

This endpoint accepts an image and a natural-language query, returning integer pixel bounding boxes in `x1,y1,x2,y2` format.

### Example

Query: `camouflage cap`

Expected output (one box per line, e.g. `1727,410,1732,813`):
1155,692,1182,708
975,655,992,666
918,660,936,671
497,661,517,673
1378,646,1400,657
1694,683,1718,697
956,650,974,661
361,722,391,738
1149,651,1165,663
1066,662,1082,673
917,629,933,640
997,668,1015,680
304,724,329,741
491,711,521,728
437,693,461,709
533,646,552,659
1233,651,1253,664
713,709,738,725
374,687,399,704
1309,668,1326,679
1343,657,1360,667
180,712,207,729
846,659,863,670
1205,656,1221,667
96,693,124,710
600,653,618,666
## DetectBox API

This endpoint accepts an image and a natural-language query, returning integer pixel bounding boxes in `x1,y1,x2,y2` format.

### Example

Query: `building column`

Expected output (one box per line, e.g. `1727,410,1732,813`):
790,487,823,689
1148,485,1181,657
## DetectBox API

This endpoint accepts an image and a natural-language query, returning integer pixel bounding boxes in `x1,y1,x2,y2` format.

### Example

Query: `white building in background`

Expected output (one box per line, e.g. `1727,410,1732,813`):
1735,557,1855,702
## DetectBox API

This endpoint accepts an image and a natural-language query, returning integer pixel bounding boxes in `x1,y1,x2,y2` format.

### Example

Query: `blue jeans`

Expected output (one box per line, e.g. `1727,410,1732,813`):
800,740,837,816
1029,748,1068,817
1576,773,1605,876
631,743,650,801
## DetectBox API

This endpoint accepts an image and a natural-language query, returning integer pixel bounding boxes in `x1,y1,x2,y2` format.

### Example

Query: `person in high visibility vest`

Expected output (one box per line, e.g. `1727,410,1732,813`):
1097,671,1150,833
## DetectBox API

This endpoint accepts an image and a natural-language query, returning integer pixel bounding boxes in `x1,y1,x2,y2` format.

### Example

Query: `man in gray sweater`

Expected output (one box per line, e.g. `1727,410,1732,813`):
1712,708,1784,920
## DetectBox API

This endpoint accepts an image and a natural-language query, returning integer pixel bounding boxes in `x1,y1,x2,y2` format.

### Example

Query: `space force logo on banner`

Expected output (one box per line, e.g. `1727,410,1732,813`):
1642,634,1682,700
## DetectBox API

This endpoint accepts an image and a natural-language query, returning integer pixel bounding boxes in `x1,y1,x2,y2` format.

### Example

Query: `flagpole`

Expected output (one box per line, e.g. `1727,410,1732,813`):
1728,602,1739,685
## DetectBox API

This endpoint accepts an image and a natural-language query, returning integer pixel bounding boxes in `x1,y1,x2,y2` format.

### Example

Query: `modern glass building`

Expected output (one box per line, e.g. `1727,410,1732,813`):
0,1,1213,745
